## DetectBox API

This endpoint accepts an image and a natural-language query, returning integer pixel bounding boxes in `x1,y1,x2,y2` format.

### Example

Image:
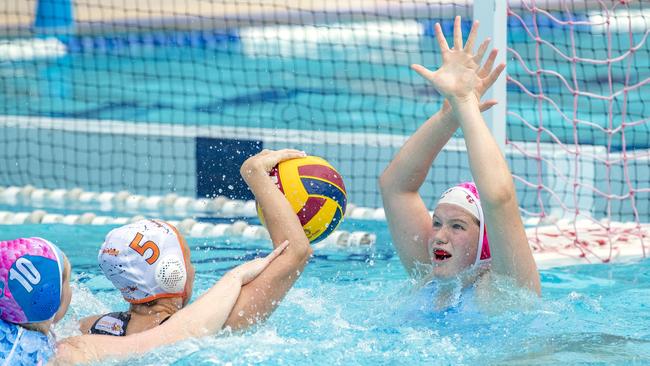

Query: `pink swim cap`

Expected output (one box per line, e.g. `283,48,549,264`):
0,238,65,324
435,182,491,263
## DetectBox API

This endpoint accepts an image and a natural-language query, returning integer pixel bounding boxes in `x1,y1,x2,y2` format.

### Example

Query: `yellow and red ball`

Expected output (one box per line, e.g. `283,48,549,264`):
258,156,347,243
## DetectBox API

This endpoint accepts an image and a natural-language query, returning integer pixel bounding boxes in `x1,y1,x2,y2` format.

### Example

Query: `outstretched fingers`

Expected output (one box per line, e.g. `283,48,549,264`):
453,16,463,50
474,39,491,65
434,23,449,52
464,20,480,53
478,49,498,78
484,62,506,90
410,64,436,83
479,99,498,112
267,240,290,262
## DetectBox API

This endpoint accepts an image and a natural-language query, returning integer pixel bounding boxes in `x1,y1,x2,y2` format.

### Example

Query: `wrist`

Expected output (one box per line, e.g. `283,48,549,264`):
240,161,267,181
436,108,455,124
431,104,459,131
448,94,479,108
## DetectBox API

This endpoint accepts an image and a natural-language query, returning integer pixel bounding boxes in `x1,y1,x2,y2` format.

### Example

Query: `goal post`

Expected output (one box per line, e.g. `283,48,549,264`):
473,0,508,153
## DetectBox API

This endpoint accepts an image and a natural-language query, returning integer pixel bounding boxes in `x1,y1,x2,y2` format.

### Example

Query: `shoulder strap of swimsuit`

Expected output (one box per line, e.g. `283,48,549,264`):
159,315,172,325
89,311,132,336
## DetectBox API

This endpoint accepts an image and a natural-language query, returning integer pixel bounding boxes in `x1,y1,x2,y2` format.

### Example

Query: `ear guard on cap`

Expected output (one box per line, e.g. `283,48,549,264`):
155,255,187,293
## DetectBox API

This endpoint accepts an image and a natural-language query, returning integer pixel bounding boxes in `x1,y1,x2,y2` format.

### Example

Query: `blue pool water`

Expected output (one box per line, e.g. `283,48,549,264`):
1,14,649,364
1,19,648,149
4,222,650,365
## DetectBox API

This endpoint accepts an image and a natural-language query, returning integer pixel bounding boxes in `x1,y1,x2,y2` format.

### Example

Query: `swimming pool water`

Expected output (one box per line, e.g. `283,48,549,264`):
1,24,648,149
4,221,650,365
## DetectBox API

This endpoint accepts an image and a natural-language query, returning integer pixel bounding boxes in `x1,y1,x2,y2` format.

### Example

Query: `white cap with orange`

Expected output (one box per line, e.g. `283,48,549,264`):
98,219,188,304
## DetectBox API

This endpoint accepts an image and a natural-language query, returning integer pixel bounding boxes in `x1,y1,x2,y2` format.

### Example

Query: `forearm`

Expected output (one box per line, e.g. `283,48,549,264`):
54,273,245,364
451,97,540,293
243,165,311,257
225,162,312,330
130,272,243,339
378,109,456,276
223,253,308,330
450,97,514,204
379,109,457,194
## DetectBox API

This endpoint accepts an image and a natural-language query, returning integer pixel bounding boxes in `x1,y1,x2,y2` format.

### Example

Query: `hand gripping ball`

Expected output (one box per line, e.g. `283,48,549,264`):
258,156,347,243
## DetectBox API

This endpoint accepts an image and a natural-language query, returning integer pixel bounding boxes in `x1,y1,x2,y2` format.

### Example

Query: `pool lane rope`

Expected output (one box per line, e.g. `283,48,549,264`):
2,185,649,267
0,185,386,220
0,208,376,248
0,184,635,226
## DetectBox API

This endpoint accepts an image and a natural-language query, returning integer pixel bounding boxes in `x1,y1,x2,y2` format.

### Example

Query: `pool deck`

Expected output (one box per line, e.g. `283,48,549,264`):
2,0,462,35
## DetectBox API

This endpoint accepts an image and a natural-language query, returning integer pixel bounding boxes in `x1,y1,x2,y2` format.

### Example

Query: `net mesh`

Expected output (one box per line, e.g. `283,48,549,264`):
0,1,648,259
506,0,649,258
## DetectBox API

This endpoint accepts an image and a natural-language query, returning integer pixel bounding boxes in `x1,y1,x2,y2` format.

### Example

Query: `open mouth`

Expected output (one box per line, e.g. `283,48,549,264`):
432,249,452,261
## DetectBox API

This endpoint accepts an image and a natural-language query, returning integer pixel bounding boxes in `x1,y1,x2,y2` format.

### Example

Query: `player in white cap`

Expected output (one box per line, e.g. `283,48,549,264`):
80,219,195,336
80,148,313,335
379,17,540,311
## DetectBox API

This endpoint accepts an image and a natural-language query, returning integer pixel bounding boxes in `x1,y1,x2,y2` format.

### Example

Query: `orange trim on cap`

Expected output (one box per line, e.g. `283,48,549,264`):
154,219,190,265
152,219,190,300
126,291,185,305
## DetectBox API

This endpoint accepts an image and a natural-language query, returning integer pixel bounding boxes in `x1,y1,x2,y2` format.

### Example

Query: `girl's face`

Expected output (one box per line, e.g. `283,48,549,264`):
428,203,480,278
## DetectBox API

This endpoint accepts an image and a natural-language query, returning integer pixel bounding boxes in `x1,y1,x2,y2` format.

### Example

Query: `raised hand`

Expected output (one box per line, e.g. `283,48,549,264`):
411,16,503,105
473,47,506,109
240,148,306,179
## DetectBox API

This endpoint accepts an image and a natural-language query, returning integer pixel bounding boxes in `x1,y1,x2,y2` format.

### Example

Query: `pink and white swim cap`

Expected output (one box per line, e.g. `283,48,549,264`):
99,219,189,304
0,238,65,324
435,182,491,264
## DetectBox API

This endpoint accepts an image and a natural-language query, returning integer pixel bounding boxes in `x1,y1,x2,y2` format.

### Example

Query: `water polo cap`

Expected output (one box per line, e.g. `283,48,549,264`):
99,219,189,304
0,237,65,324
434,182,491,264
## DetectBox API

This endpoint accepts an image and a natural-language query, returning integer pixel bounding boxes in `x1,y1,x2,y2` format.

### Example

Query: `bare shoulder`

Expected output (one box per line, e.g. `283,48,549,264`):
79,314,102,334
473,270,539,314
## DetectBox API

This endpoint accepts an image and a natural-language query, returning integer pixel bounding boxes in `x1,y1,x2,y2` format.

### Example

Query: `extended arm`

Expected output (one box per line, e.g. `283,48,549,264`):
223,149,313,330
412,16,540,294
53,243,288,365
451,97,540,293
380,23,503,276
379,110,458,275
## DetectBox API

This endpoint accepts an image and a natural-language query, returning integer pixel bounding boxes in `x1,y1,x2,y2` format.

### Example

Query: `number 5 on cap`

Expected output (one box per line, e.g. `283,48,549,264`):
129,233,160,265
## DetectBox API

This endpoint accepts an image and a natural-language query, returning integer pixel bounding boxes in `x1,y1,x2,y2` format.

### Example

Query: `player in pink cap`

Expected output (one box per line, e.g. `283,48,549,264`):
380,17,540,310
0,237,71,365
0,235,288,365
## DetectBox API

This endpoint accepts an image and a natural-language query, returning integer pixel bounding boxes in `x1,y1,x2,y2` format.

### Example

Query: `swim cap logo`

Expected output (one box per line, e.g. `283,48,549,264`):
101,248,120,256
466,194,475,204
121,286,139,295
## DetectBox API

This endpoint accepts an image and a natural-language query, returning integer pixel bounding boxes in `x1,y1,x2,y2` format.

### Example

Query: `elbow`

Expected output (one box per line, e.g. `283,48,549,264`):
295,241,314,263
492,188,516,207
378,170,392,195
289,238,313,265
482,180,517,207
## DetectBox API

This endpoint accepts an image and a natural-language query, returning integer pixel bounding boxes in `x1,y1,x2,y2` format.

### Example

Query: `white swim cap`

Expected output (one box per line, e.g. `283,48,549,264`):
99,219,189,304
435,182,491,264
